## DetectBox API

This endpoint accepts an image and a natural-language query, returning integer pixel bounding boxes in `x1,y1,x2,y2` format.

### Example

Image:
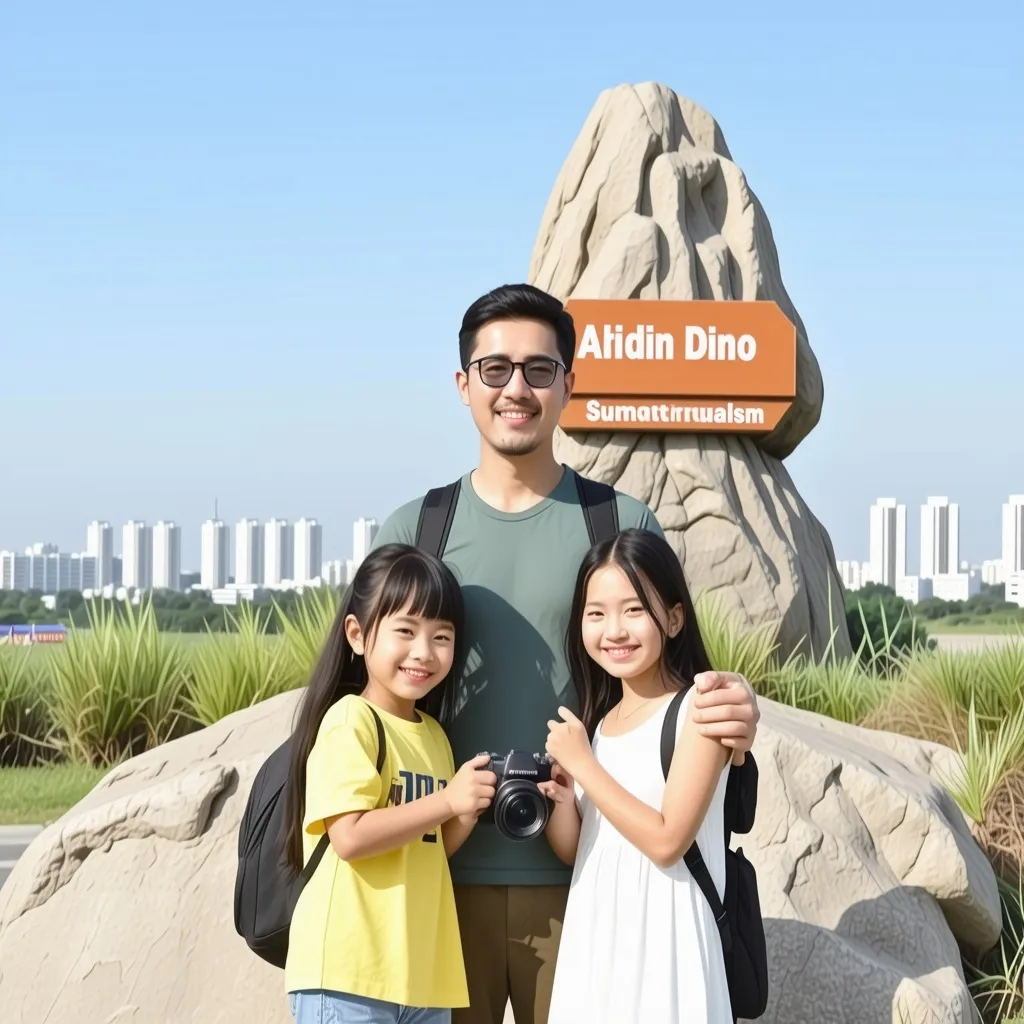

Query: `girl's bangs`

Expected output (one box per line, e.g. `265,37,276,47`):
371,554,462,627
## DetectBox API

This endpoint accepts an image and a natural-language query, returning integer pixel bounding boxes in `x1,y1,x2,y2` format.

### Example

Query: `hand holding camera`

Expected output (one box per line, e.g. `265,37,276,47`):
445,754,497,823
475,750,554,841
537,762,574,806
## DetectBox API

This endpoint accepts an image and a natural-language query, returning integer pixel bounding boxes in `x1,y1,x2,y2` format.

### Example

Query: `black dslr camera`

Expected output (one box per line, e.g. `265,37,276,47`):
477,750,554,841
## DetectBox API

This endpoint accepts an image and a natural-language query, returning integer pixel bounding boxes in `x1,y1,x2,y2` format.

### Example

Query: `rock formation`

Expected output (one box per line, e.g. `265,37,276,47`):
0,692,1001,1024
530,82,849,658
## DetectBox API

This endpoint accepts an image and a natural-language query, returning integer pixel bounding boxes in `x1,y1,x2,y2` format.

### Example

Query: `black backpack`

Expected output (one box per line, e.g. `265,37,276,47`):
232,704,386,968
414,469,619,557
233,469,618,967
661,689,769,1022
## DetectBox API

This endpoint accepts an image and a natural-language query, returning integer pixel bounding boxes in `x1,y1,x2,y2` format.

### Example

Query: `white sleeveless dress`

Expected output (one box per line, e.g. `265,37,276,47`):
547,688,733,1024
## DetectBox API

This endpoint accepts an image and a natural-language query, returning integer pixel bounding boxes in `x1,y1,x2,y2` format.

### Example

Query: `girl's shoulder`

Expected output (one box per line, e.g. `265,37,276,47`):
317,693,379,735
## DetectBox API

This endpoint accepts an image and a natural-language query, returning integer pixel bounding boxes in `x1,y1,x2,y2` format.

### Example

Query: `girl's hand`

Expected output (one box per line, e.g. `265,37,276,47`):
538,761,575,805
444,754,497,820
545,707,593,778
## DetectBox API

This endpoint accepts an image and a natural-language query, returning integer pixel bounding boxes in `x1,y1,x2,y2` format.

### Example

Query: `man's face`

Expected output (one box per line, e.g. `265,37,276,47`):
456,319,574,457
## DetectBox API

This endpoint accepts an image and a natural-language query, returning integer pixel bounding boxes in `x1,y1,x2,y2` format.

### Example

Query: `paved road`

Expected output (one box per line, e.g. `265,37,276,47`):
931,632,1024,652
0,825,43,893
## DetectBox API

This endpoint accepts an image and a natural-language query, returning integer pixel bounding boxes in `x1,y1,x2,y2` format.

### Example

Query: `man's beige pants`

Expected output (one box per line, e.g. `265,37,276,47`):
452,884,570,1024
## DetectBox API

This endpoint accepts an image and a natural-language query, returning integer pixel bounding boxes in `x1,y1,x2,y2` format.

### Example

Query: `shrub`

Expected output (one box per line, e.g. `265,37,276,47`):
45,598,189,766
184,602,302,726
0,646,54,765
274,584,342,686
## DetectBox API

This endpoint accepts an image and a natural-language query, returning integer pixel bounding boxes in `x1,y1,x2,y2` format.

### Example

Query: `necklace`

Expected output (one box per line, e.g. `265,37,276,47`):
616,689,672,721
616,698,653,720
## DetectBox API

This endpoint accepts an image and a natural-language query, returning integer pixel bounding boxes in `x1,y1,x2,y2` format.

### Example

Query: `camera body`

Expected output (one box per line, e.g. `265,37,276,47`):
477,750,554,842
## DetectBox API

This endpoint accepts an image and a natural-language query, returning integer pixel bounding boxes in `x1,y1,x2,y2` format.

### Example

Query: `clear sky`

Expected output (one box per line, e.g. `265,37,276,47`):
2,1,1021,571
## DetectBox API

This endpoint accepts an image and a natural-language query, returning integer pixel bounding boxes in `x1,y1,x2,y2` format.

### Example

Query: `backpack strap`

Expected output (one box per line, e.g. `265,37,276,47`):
660,689,733,954
415,479,461,559
300,706,387,884
574,471,619,546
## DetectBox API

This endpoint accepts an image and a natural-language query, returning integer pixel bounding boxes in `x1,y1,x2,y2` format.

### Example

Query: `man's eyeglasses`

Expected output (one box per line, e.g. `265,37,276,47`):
465,356,564,389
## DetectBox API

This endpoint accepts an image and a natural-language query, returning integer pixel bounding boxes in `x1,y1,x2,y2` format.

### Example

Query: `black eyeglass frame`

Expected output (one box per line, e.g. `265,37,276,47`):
463,355,566,389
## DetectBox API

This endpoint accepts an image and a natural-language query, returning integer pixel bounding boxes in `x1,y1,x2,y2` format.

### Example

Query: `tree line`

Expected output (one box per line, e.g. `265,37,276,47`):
0,587,330,633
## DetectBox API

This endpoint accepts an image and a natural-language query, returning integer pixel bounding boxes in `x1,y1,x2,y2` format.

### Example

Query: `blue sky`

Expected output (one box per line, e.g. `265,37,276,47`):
1,1,1021,571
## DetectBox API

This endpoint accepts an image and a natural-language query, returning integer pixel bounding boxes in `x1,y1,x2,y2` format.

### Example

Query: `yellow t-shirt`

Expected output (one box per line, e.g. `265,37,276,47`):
284,694,468,1009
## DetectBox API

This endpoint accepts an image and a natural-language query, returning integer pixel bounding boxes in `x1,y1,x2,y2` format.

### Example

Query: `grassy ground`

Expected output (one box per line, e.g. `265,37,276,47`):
0,763,108,825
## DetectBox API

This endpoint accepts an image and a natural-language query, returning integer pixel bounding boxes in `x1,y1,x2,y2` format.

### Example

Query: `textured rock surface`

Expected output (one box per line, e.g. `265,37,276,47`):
0,693,1001,1024
530,82,848,657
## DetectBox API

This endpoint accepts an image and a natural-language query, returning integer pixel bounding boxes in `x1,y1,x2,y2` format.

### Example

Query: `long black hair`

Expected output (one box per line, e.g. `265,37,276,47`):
566,527,713,738
284,542,464,870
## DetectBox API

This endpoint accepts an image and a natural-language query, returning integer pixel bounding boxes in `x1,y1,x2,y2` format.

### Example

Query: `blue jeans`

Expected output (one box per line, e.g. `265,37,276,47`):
289,990,452,1024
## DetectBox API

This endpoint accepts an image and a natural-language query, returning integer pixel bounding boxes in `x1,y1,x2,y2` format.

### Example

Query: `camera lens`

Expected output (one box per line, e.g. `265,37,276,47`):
494,782,549,841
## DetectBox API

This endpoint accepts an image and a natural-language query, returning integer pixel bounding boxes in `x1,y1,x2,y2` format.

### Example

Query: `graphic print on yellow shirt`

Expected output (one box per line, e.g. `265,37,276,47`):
284,694,468,1009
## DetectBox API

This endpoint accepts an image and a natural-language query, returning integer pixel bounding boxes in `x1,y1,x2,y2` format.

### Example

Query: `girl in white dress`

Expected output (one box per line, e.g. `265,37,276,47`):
540,527,735,1024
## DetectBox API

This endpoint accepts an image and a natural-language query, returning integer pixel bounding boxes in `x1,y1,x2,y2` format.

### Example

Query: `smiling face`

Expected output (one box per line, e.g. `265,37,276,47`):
580,562,684,684
345,603,456,706
456,318,574,458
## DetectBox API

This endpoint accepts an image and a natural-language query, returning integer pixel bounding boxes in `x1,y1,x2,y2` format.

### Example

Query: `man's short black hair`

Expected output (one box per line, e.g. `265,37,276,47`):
459,283,576,371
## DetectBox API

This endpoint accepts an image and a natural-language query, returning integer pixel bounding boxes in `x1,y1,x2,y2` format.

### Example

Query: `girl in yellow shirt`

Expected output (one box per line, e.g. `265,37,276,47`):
283,542,497,1024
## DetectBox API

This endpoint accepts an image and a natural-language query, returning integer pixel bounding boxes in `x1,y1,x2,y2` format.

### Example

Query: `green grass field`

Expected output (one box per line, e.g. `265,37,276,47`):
0,763,108,825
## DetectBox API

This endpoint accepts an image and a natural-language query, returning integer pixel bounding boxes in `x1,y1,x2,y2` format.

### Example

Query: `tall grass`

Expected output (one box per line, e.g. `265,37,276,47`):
185,602,303,726
274,584,341,685
46,599,189,766
0,645,53,765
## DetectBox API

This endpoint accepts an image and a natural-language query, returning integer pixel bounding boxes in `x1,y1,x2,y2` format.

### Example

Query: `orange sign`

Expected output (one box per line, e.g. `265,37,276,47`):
560,299,797,433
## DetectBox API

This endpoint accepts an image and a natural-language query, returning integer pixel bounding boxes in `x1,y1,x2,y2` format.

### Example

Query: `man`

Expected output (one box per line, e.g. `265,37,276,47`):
370,283,760,1024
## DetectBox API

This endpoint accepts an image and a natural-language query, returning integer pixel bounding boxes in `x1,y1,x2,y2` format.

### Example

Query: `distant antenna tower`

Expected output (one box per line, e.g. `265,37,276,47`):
214,497,219,521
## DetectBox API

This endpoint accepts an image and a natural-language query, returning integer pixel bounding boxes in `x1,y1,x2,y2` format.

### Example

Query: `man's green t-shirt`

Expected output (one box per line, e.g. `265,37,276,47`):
370,466,664,887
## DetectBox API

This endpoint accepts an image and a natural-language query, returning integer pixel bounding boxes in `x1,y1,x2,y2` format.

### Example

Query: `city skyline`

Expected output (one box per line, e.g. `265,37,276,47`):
0,514,378,594
839,494,1024,606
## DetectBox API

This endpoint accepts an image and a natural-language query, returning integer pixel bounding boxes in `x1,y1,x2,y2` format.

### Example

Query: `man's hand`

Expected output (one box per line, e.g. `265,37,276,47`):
691,671,760,765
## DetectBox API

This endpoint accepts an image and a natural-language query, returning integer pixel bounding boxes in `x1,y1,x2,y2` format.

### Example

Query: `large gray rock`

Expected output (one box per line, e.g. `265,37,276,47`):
530,82,849,658
0,692,1001,1024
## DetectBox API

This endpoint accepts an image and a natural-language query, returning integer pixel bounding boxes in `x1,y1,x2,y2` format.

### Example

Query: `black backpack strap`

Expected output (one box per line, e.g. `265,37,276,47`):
574,471,619,546
415,479,461,558
300,706,387,884
660,688,733,954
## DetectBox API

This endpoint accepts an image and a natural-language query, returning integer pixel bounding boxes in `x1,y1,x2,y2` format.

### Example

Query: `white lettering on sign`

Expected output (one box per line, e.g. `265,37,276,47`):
684,326,756,362
584,399,766,426
576,324,674,360
576,323,757,362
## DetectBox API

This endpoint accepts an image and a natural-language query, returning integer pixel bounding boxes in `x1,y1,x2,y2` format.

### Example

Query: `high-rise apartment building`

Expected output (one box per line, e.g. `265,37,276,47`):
235,519,264,586
264,518,294,586
122,521,152,590
201,519,230,591
353,517,379,568
0,548,96,594
1002,495,1024,576
86,521,114,588
868,499,907,587
152,521,182,591
294,518,323,584
920,496,959,579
